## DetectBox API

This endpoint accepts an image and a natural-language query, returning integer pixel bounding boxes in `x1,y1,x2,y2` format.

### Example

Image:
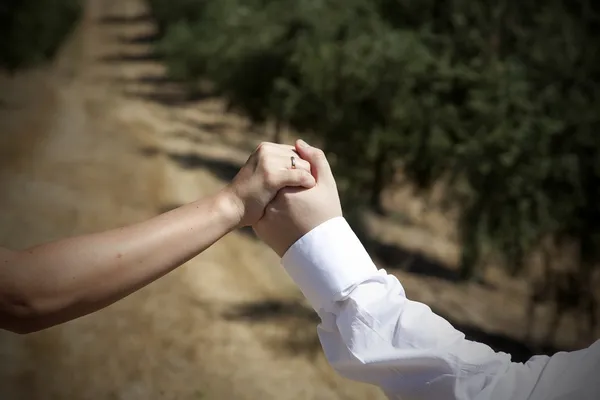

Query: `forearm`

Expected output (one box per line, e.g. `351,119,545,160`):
0,189,240,333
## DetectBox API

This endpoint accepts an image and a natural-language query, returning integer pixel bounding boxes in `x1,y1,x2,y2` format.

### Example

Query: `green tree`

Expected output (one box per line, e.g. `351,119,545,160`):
0,0,81,71
150,0,600,286
156,0,311,142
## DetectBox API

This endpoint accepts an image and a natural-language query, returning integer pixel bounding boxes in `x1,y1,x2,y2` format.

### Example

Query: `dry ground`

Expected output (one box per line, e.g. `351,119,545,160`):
0,0,597,399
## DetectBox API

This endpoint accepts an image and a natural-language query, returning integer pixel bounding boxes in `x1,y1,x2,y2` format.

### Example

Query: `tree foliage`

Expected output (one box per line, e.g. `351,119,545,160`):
149,0,600,281
0,0,81,71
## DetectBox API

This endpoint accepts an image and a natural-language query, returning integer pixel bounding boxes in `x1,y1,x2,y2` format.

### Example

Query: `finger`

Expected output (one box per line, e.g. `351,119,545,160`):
279,186,305,195
255,143,301,172
277,168,316,189
262,152,310,173
256,141,296,155
295,139,333,182
270,186,305,206
289,155,311,173
261,155,315,190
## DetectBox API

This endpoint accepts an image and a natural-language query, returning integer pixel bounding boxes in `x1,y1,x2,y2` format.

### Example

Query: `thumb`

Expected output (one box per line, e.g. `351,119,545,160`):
295,139,333,182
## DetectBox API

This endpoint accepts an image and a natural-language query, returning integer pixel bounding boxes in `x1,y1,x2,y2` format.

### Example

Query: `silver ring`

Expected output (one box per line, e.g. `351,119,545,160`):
291,156,296,169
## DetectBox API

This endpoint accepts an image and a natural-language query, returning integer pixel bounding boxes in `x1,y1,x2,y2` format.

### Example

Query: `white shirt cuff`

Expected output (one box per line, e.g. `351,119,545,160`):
281,216,378,311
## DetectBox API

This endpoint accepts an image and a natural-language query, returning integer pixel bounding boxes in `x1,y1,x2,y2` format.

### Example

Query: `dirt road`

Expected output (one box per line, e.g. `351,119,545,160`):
3,0,600,398
0,0,385,399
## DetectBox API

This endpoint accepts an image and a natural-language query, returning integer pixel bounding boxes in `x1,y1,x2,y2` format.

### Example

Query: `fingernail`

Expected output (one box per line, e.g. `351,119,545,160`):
297,139,309,148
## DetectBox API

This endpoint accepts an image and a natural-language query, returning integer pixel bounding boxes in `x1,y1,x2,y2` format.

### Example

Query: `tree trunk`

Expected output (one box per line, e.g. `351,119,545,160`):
526,243,552,346
370,146,387,215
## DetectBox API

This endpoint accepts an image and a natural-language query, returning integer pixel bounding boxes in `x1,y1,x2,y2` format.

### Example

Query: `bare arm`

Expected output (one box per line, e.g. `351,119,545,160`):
0,192,239,334
0,142,314,334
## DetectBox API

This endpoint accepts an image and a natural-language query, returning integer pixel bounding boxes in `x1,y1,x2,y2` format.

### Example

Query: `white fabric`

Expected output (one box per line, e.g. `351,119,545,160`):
281,217,600,400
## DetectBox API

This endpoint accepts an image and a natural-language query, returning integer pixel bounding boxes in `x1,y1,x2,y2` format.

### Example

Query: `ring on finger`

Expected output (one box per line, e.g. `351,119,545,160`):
290,155,296,169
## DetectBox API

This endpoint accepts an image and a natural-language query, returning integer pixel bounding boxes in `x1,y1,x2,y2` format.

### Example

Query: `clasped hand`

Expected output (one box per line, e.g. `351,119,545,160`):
225,139,342,257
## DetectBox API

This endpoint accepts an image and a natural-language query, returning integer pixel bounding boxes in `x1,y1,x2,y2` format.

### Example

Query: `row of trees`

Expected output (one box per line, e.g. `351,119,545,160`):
148,0,600,292
0,0,81,71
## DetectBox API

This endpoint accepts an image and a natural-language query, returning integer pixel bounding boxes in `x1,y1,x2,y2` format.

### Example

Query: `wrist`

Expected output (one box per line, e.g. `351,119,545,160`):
214,186,244,229
281,216,341,255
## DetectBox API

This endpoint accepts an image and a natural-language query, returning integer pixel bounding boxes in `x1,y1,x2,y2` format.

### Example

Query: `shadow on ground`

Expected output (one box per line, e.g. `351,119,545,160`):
224,299,561,362
99,24,214,106
167,152,240,181
223,300,320,324
223,299,321,357
0,99,14,109
99,52,162,63
124,74,178,85
180,117,230,135
116,32,160,44
364,238,462,283
431,306,562,362
143,148,258,238
99,13,152,24
123,89,214,106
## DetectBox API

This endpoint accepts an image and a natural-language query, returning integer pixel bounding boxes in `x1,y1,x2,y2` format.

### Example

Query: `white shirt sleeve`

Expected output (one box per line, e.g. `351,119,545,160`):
281,217,600,400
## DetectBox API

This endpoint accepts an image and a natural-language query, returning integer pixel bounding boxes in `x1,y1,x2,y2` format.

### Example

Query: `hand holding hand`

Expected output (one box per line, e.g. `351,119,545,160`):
253,140,342,256
222,142,316,227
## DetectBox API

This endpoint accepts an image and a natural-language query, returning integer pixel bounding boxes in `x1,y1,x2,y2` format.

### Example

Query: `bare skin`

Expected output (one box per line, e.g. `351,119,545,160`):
0,142,314,334
254,139,342,257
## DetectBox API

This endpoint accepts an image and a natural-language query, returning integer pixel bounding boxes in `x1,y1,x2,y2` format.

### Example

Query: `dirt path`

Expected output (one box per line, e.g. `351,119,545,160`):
0,0,384,399
4,0,599,398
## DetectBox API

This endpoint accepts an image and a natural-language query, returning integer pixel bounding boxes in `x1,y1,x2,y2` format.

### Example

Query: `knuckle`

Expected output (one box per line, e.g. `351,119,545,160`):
297,170,308,181
257,143,277,162
293,169,306,181
301,161,312,172
304,174,316,187
313,148,326,159
263,168,278,188
256,142,268,154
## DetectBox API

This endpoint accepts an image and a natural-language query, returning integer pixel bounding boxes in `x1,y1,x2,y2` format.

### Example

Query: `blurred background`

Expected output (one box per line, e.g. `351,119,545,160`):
1,0,600,398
